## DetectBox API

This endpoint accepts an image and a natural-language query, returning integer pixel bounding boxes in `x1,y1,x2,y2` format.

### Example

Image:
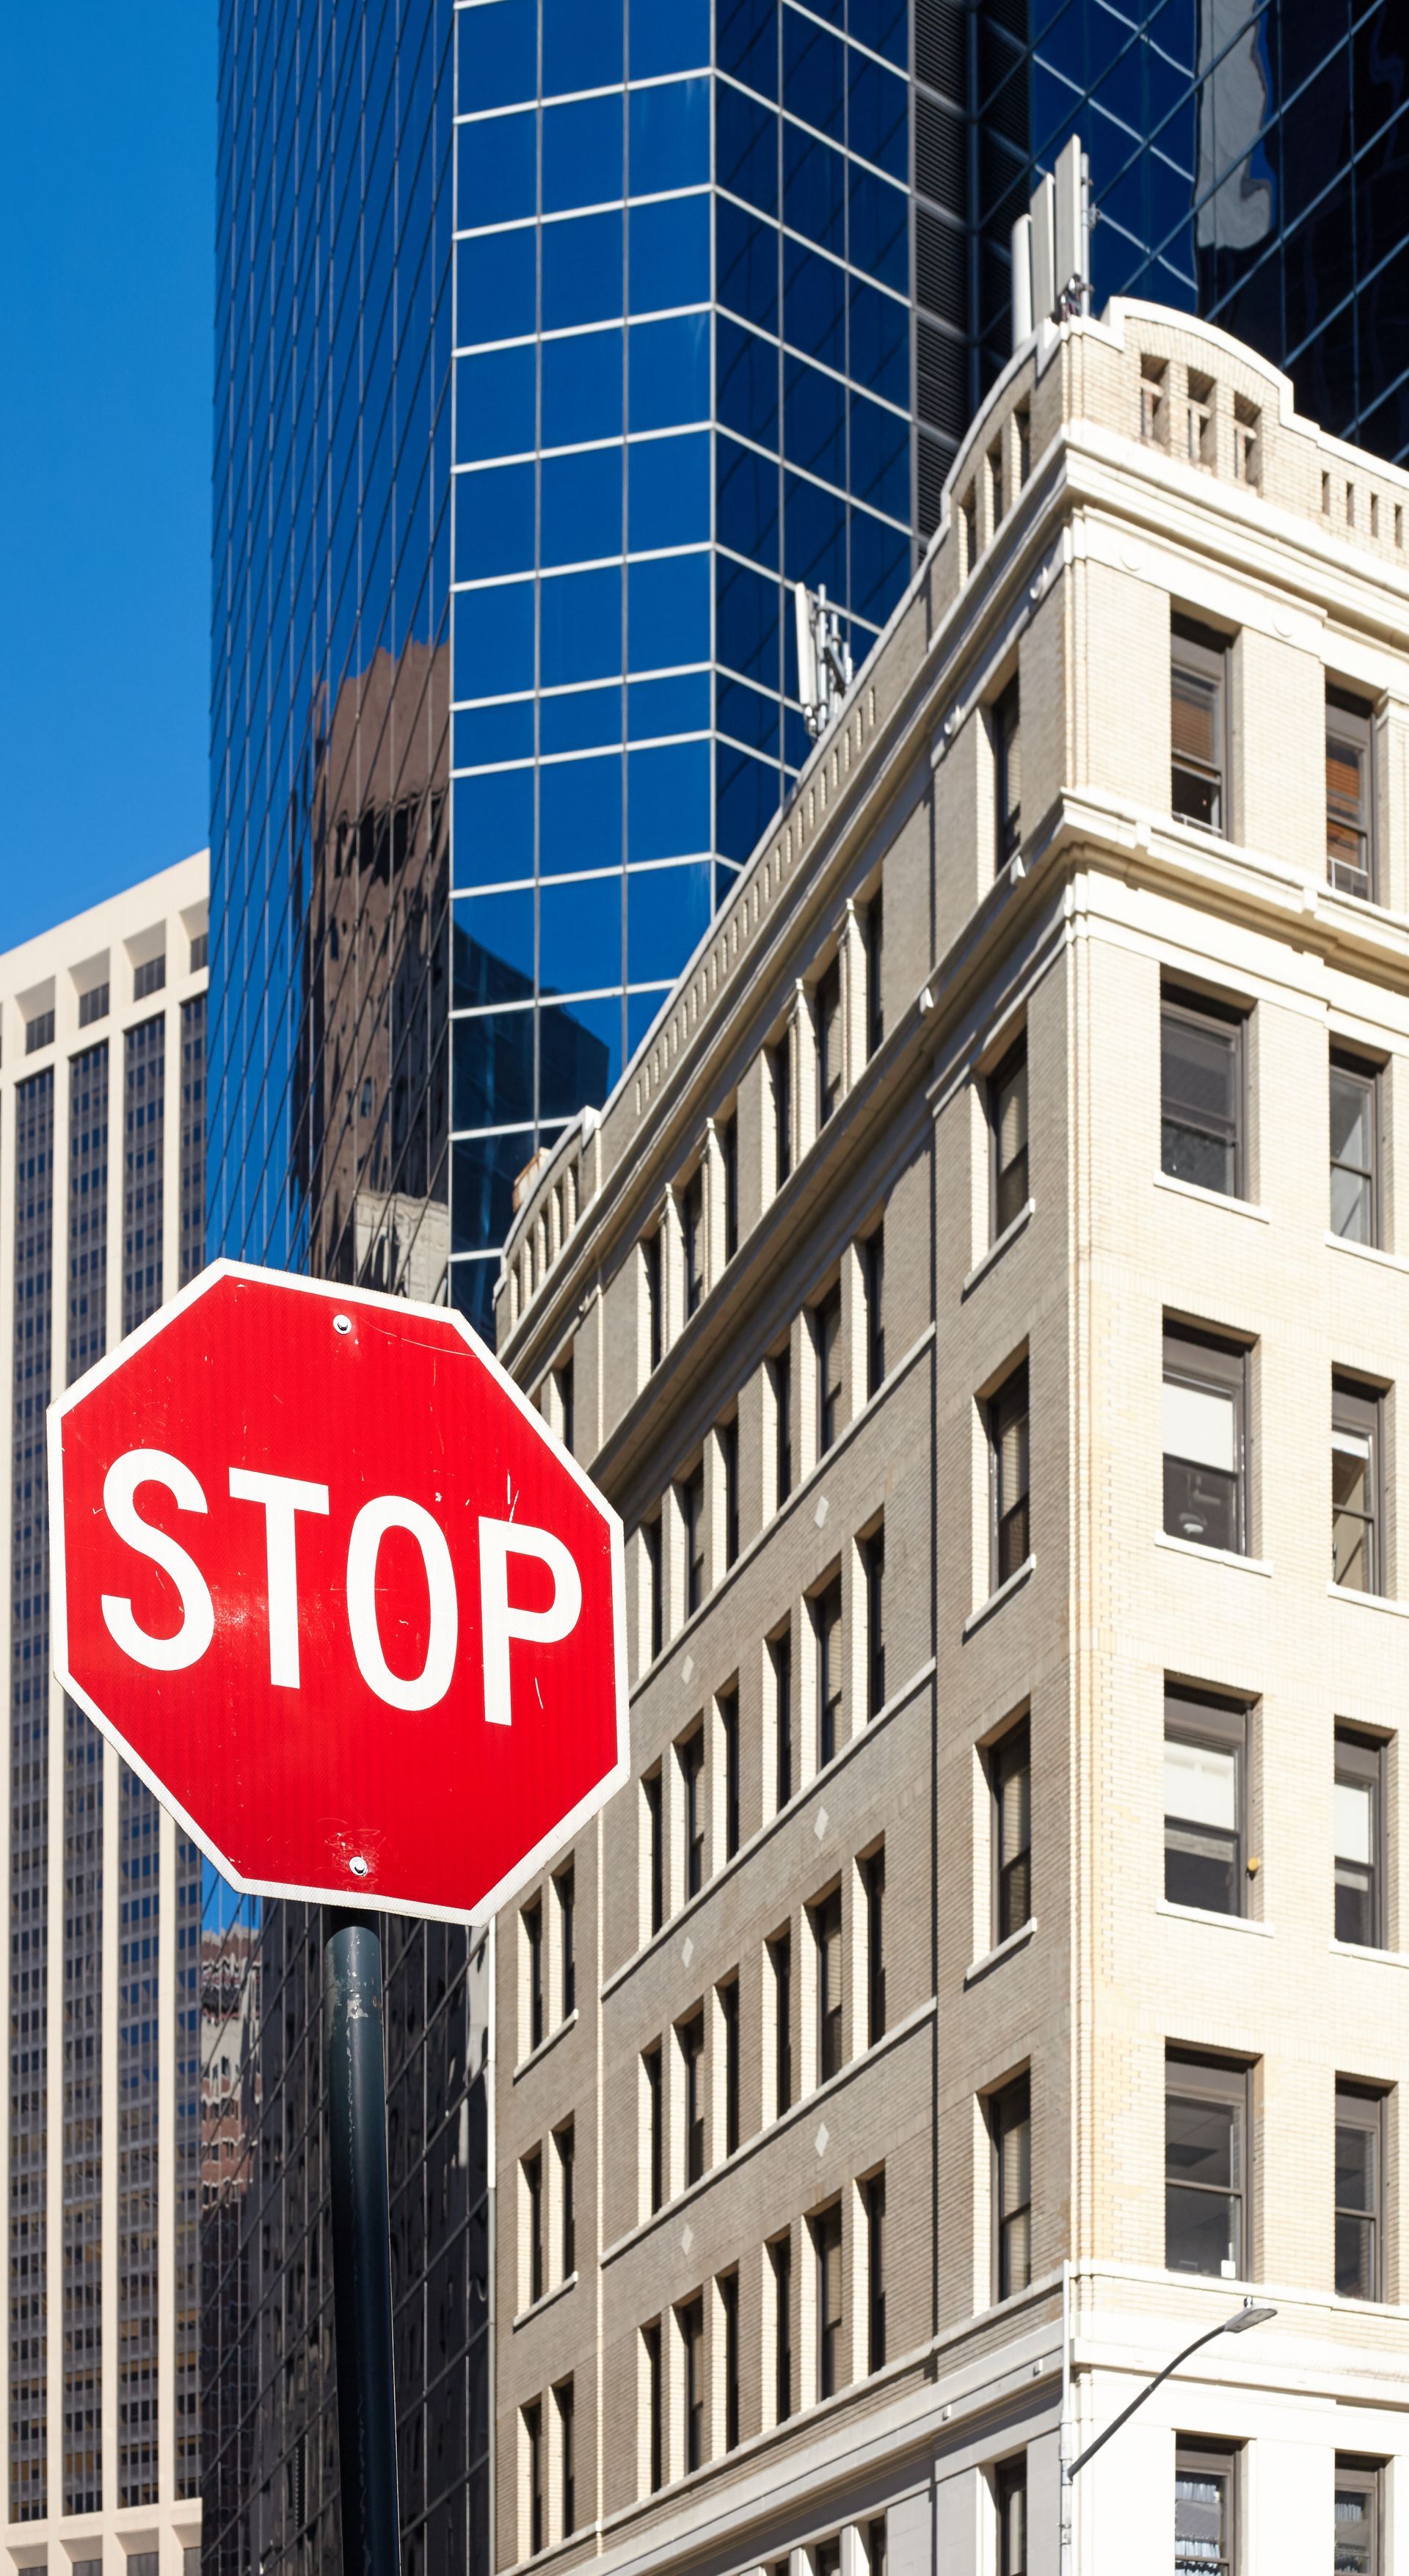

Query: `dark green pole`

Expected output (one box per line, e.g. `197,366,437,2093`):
324,1908,401,2575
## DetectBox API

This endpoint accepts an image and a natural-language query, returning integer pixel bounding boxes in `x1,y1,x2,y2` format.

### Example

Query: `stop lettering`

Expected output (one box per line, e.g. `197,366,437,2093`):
48,1263,627,1922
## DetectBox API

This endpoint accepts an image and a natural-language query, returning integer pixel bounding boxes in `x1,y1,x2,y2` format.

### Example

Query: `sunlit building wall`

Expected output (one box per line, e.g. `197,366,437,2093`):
0,860,208,2576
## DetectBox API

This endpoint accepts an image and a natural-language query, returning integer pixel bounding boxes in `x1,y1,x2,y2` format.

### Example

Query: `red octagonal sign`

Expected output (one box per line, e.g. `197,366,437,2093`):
48,1263,627,1921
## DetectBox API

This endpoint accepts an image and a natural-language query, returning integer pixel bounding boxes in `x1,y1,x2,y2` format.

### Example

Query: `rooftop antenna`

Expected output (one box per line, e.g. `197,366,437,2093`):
1011,134,1091,350
794,582,853,741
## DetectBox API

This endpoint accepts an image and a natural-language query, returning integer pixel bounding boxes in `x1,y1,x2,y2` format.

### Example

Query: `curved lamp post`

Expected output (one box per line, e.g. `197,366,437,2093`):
1064,2296,1278,2487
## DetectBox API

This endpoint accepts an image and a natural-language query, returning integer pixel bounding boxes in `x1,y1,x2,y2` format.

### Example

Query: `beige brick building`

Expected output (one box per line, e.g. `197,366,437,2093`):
489,302,1409,2576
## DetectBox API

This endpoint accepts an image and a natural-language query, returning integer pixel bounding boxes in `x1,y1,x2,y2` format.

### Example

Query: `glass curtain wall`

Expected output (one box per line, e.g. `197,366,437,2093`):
973,0,1409,464
448,0,916,1321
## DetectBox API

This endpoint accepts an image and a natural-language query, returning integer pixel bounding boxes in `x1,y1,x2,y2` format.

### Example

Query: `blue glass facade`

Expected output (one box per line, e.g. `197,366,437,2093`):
448,0,916,1319
972,1,1409,464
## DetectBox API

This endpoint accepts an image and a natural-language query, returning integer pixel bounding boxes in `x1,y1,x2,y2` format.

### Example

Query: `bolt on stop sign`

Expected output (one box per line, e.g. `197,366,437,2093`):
48,1263,627,1920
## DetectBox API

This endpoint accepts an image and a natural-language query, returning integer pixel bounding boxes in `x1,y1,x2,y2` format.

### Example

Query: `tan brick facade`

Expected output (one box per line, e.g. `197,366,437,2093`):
491,302,1409,2576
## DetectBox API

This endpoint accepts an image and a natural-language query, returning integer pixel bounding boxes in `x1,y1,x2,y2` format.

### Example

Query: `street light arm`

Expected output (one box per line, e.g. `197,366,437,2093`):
1063,2318,1234,2484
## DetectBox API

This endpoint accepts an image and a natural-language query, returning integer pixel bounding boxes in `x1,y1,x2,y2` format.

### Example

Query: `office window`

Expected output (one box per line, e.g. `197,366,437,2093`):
817,1285,844,1453
996,2456,1027,2576
863,1847,886,2043
1164,1690,1246,1917
773,1035,793,1185
1161,989,1242,1196
866,891,884,1057
994,1721,1032,1941
1327,687,1375,900
994,678,1021,864
991,2075,1031,2298
864,2171,886,2369
773,1343,793,1503
721,1977,740,2154
645,2045,663,2213
1336,2086,1383,2301
525,1898,545,2054
771,2233,793,2420
863,1227,885,1395
815,1578,843,1767
556,2382,575,2536
524,2150,545,2305
682,1167,704,1316
78,982,109,1028
721,1417,740,1568
682,1462,707,1613
555,1353,575,1455
680,2010,705,2186
813,2202,843,2398
772,1627,794,1808
644,1230,663,1371
1330,1052,1378,1244
721,2272,740,2450
134,954,167,1000
1163,1327,1246,1553
1334,2461,1380,2575
720,1687,740,1859
1186,368,1214,463
556,1865,575,2019
25,1007,54,1053
1335,1731,1384,1949
1171,618,1226,831
991,1036,1029,1236
989,1360,1030,1588
1165,2052,1246,2277
1174,2446,1235,2576
1140,354,1167,442
556,2123,575,2280
720,1114,739,1263
1233,393,1259,483
643,1515,663,1663
1333,1379,1383,1593
680,1730,705,1898
644,2321,664,2490
771,1930,793,2114
863,1528,886,1715
812,1888,843,2083
525,2399,545,2555
818,957,843,1126
680,2296,705,2471
644,1770,665,1935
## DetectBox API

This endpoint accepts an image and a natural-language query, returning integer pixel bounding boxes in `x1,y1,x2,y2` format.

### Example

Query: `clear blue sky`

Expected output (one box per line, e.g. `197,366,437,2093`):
0,7,216,950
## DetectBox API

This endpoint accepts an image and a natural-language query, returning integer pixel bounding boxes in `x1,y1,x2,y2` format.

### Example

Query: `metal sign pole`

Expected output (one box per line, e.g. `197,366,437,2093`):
324,1908,402,2575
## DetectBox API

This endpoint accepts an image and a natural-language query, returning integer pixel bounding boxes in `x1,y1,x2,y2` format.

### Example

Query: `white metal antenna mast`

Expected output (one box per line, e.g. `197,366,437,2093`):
794,580,853,742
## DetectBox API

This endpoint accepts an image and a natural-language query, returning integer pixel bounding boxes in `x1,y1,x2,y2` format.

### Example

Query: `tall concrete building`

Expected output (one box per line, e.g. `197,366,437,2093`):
493,305,1409,2576
0,861,208,2574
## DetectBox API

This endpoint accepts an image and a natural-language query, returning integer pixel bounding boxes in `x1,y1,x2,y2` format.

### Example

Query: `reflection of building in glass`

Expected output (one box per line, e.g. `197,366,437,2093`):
295,640,451,1305
0,863,207,2571
972,1,1409,463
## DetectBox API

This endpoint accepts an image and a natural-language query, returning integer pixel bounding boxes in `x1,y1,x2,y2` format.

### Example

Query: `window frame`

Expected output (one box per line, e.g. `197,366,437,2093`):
678,2007,706,2186
721,1974,740,2155
555,1864,575,2018
682,1165,704,1316
525,2398,545,2554
865,890,884,1057
817,955,843,1128
864,2169,886,2370
644,2320,664,2491
720,1684,740,1859
644,2043,664,2214
1327,683,1375,902
863,1226,885,1397
773,1034,793,1186
1174,2441,1237,2576
990,2071,1032,2301
720,1415,740,1569
679,1728,705,1899
1170,614,1228,833
1333,1376,1384,1596
1165,2048,1248,2281
644,1769,664,1936
1335,2083,1384,2302
812,1885,843,2084
770,2231,793,2421
525,1897,545,2055
1333,2456,1381,2574
524,2145,545,2306
644,1228,663,1371
812,2198,844,2398
863,1846,886,2043
995,2454,1027,2576
770,1929,793,2115
1163,1687,1247,1919
681,1461,707,1615
772,1625,794,1809
643,1514,663,1664
720,2269,741,2451
989,1034,1029,1240
679,2294,705,2472
1160,986,1244,1200
816,1283,844,1455
555,2379,575,2536
863,1525,886,1717
988,1360,1031,1591
1330,1048,1380,1247
814,1575,843,1767
1334,1727,1386,1951
992,1719,1033,1944
994,676,1021,865
773,1342,793,1505
1162,1325,1248,1556
720,1112,739,1263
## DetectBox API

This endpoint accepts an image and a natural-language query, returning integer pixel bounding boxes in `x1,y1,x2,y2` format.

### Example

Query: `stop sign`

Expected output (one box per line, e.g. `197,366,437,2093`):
48,1262,627,1920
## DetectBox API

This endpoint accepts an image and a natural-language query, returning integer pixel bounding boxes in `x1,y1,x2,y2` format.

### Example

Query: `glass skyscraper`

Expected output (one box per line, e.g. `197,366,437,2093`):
972,1,1409,465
